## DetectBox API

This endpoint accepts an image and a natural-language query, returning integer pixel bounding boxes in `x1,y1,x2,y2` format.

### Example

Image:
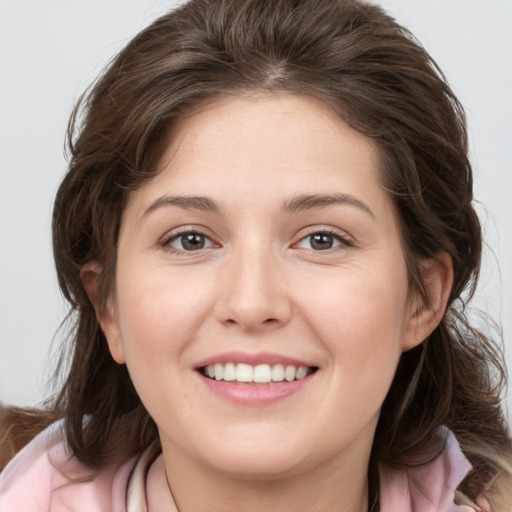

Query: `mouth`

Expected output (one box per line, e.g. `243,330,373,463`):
198,363,318,384
194,352,319,404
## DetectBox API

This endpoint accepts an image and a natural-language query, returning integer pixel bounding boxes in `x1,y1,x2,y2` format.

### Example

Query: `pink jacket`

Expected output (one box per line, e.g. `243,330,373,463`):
0,421,485,511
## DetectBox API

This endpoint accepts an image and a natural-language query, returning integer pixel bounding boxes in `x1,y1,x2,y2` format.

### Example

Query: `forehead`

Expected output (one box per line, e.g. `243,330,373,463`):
124,93,389,218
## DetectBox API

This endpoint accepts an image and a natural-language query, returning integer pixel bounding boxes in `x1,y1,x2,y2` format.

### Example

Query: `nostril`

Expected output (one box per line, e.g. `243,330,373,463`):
225,317,278,326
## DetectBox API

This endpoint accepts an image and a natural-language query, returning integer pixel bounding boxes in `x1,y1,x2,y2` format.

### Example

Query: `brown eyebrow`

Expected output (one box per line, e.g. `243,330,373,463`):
143,193,374,218
143,195,222,216
282,193,375,218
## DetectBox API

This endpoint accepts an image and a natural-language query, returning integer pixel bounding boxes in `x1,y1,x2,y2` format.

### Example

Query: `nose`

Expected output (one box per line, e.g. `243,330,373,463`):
214,244,292,333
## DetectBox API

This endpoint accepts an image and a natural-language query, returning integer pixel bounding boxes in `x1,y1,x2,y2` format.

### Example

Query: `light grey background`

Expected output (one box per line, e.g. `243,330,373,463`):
1,0,511,424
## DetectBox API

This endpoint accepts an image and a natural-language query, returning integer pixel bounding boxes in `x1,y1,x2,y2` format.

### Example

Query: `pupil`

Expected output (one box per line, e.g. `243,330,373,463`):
311,233,333,250
182,233,204,250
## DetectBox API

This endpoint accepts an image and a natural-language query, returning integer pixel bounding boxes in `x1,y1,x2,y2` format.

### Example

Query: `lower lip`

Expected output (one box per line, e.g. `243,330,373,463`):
198,372,315,405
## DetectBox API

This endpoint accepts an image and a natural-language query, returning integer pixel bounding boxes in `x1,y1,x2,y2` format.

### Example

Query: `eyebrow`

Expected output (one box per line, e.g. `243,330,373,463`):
282,193,375,218
142,192,374,218
143,195,222,217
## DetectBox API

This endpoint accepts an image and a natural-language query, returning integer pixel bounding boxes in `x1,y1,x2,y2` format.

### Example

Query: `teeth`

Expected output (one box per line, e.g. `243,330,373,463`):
253,364,272,383
271,364,284,382
236,363,253,382
223,362,236,381
284,365,296,382
296,366,308,380
203,363,313,383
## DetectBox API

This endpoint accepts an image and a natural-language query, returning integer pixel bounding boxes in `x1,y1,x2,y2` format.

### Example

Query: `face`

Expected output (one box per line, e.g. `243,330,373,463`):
97,94,437,481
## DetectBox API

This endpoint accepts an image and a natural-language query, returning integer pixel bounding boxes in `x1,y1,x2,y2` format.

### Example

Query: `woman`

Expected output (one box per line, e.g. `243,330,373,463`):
0,0,510,510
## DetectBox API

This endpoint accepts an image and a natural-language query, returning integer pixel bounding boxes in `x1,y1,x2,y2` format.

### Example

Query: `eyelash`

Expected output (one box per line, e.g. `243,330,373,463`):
294,228,354,252
160,227,354,255
161,227,217,254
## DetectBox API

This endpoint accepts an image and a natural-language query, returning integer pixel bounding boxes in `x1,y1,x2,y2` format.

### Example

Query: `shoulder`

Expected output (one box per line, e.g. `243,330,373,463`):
379,428,490,512
0,421,137,512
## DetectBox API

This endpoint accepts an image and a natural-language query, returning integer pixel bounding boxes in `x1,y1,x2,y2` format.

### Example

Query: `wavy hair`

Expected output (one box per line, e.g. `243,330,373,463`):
1,0,511,509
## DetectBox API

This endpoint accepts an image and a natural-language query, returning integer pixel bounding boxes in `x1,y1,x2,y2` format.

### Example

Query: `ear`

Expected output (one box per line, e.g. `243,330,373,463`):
80,262,126,364
402,252,454,352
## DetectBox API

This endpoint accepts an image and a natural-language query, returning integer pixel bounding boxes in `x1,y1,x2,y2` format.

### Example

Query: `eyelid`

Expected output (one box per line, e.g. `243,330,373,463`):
159,224,354,254
292,226,355,250
160,225,219,253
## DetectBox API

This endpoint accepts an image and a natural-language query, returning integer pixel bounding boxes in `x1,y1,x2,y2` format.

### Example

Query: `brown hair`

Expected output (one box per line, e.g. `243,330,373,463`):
2,0,511,509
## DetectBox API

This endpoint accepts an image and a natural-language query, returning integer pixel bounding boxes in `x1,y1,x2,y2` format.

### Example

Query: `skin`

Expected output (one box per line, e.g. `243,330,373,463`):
85,94,452,511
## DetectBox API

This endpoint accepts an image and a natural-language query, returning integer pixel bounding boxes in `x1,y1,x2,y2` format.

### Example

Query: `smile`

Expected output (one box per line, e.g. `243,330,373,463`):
195,353,319,405
200,363,317,384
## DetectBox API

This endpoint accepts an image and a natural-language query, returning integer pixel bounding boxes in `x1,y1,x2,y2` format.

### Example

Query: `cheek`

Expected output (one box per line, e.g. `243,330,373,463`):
114,266,214,367
301,264,410,376
111,270,213,423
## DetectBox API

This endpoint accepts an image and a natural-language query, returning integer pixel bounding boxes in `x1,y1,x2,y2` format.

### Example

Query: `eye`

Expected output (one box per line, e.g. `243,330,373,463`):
295,231,351,251
164,231,216,252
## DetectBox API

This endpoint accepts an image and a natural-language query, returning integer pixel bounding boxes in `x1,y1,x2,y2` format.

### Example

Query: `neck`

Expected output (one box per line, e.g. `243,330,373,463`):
161,441,371,512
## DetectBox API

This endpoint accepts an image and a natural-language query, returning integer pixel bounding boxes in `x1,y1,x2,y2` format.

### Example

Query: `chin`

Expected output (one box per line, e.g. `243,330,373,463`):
204,448,309,481
193,423,332,480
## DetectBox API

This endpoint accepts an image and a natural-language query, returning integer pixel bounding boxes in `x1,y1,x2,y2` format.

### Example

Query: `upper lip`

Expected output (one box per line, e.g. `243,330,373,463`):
194,351,317,369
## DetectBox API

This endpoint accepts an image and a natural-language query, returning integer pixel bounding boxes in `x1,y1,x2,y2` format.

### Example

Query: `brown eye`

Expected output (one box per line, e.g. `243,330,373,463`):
310,233,335,250
166,231,214,251
183,233,205,250
295,231,352,251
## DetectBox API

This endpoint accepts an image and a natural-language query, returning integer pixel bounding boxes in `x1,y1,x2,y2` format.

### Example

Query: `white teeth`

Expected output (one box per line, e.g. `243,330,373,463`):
203,363,313,383
296,366,308,380
271,364,285,382
253,364,272,383
284,365,296,382
223,362,236,381
236,363,253,382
